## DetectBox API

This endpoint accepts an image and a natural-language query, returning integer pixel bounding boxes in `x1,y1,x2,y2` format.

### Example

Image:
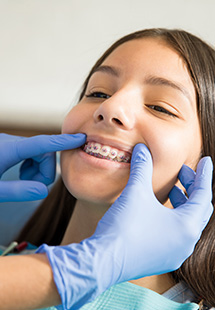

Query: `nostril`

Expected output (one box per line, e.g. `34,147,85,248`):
98,115,104,121
113,118,123,125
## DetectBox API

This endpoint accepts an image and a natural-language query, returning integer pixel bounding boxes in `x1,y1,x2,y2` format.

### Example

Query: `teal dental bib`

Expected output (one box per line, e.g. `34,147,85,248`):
79,282,199,310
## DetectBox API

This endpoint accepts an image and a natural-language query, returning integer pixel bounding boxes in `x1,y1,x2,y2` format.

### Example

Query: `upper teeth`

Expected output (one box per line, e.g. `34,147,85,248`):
83,142,131,163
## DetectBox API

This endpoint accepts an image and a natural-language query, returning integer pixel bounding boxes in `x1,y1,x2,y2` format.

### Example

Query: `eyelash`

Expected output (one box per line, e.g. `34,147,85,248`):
85,92,176,117
147,105,177,117
85,92,111,99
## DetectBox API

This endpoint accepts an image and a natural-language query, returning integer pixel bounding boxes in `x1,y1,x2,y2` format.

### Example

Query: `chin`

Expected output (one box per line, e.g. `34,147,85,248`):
61,167,128,208
63,176,125,207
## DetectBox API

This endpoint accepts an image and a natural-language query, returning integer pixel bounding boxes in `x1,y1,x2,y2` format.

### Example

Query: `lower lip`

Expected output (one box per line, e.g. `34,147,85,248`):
78,148,130,169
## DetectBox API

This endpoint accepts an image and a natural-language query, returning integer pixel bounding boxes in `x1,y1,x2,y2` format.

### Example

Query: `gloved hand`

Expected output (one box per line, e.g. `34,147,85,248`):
37,144,213,310
0,133,86,202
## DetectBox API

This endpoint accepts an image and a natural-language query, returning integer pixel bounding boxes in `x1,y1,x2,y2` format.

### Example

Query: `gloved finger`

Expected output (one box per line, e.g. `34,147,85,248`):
0,133,24,143
16,133,86,161
178,164,196,196
193,156,213,193
20,159,37,179
168,185,187,208
32,153,56,185
127,143,153,191
99,144,153,227
189,157,213,221
0,133,86,177
20,158,33,172
178,157,213,224
188,157,213,202
0,180,48,202
20,154,56,185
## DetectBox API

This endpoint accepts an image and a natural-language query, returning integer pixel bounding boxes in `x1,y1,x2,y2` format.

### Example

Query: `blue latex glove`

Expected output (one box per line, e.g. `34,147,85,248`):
37,144,213,310
0,133,86,202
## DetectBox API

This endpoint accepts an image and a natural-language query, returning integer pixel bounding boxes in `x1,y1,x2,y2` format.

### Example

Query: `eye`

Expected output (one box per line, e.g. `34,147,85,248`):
148,105,177,117
85,92,111,99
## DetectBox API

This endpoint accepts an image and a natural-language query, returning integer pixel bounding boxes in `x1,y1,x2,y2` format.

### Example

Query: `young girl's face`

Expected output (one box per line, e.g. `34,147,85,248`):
61,38,202,207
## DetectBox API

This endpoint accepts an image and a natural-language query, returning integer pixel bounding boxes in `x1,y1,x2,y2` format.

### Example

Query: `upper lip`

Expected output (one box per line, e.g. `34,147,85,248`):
85,135,133,154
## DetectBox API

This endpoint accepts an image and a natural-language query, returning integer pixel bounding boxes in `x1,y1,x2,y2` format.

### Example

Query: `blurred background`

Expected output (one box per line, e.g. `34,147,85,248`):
0,0,215,136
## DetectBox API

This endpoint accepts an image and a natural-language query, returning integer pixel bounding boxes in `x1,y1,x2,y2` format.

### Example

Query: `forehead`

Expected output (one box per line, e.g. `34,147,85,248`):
102,38,181,69
102,38,194,89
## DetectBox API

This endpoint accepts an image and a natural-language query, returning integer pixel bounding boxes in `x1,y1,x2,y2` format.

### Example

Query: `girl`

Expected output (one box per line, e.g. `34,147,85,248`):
18,28,215,309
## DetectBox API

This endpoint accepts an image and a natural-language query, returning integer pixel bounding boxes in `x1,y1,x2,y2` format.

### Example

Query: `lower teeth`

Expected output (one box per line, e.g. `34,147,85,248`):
87,151,127,162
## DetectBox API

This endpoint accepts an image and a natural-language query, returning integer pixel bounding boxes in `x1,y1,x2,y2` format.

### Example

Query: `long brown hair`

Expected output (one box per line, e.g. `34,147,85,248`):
17,29,215,307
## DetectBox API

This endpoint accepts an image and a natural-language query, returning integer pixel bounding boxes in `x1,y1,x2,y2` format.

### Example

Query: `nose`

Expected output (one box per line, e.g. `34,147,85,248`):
93,93,135,130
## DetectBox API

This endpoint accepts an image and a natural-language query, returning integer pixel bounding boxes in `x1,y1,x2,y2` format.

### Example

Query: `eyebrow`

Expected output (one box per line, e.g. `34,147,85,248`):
91,65,192,102
91,65,120,77
144,75,192,102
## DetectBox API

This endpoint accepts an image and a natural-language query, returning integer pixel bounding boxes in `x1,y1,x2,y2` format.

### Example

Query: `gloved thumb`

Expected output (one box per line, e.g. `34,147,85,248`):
128,143,153,190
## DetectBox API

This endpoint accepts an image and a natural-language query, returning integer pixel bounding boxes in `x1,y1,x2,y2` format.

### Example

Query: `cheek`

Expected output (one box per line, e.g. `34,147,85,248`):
61,104,91,134
62,109,78,134
148,130,190,203
150,124,201,203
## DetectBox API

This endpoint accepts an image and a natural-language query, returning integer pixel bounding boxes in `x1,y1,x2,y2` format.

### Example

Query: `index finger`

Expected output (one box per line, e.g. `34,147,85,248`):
16,133,86,160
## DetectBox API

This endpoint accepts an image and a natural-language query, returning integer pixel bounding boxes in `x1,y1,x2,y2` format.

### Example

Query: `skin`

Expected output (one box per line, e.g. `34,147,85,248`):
60,38,202,293
0,253,61,309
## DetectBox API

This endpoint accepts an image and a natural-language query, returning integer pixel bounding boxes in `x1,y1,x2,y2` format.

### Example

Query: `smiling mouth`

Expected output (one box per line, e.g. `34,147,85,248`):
82,141,131,163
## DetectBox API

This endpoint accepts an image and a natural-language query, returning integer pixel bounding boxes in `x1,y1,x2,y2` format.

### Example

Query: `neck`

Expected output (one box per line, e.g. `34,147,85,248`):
60,199,109,245
60,199,175,294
